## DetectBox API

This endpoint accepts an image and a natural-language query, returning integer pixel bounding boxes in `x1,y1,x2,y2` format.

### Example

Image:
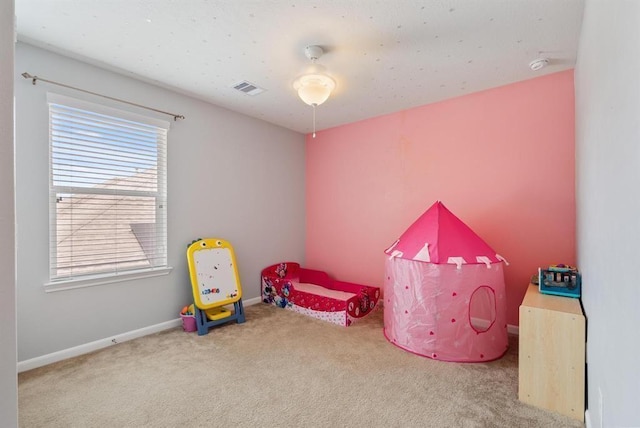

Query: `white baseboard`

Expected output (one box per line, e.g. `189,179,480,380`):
242,296,262,306
18,319,181,373
508,324,519,335
18,296,262,373
585,409,592,428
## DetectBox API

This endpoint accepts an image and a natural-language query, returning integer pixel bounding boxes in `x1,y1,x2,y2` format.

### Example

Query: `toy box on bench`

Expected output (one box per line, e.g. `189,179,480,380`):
261,262,380,326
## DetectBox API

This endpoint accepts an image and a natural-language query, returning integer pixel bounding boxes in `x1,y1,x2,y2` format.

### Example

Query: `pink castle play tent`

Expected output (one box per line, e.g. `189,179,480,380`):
383,201,508,362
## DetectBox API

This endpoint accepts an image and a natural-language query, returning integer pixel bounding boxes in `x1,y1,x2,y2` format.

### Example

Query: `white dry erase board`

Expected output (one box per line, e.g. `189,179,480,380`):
187,238,243,309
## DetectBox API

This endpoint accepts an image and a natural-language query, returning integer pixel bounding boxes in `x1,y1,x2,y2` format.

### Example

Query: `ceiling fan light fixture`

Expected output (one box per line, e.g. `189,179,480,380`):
293,72,336,106
293,45,337,138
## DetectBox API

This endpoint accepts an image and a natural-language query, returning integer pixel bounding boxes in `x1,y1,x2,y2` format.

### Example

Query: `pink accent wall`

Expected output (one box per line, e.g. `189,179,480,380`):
306,70,576,326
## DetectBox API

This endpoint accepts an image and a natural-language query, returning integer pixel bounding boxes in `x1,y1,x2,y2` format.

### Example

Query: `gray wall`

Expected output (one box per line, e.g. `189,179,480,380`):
15,43,306,361
0,0,17,426
575,0,640,426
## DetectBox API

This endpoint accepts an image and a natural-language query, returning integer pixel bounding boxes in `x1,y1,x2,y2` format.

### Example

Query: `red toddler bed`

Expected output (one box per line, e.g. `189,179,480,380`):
261,262,380,326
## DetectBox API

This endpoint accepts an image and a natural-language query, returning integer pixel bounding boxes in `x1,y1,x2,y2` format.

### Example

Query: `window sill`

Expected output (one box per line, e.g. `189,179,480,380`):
44,266,174,292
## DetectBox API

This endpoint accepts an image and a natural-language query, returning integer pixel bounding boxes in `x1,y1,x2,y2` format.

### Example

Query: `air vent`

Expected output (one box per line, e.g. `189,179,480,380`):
231,80,265,96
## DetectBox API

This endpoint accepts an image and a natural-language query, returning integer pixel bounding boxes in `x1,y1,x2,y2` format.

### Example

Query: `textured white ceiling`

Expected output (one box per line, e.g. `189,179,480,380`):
15,0,585,134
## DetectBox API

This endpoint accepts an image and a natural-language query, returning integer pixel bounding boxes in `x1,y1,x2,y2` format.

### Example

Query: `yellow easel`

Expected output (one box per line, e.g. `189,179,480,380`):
186,238,245,335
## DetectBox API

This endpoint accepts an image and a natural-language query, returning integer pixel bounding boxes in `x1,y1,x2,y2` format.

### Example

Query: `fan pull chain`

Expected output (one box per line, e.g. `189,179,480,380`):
312,104,317,138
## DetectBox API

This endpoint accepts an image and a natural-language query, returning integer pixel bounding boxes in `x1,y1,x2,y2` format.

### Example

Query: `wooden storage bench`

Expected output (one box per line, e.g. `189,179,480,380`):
518,284,585,421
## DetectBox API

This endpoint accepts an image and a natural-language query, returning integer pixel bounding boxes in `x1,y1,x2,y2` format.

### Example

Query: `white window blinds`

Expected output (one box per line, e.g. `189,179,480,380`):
48,94,169,282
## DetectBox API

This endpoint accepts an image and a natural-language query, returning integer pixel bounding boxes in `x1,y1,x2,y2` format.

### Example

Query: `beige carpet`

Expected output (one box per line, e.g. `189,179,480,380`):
19,304,584,427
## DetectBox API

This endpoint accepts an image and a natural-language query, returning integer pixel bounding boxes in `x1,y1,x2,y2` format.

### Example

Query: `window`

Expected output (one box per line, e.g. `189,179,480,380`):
47,94,169,287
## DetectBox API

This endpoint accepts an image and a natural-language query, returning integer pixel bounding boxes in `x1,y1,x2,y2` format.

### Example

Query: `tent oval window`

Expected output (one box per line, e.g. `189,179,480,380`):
468,285,497,333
